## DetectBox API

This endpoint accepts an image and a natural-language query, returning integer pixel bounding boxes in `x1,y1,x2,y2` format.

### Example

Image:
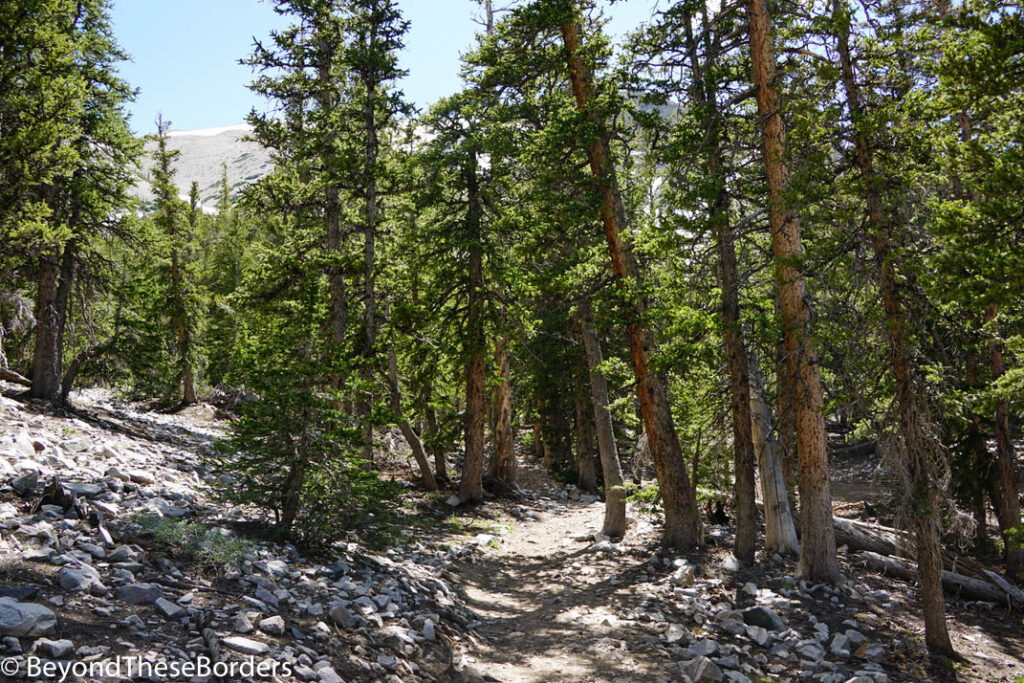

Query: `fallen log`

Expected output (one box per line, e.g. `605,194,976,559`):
856,551,1021,607
831,440,876,458
0,367,31,387
833,516,998,582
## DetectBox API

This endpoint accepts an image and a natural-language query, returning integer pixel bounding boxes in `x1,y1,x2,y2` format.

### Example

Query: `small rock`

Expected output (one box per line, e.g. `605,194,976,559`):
688,639,720,657
104,466,130,481
665,623,688,643
58,564,106,595
11,470,39,493
32,638,74,659
259,615,285,635
222,636,269,655
741,606,785,631
154,597,185,619
317,666,343,683
107,546,136,563
128,470,155,485
746,625,770,646
831,633,851,656
115,583,162,605
329,603,358,628
446,495,462,507
680,655,724,682
233,612,255,633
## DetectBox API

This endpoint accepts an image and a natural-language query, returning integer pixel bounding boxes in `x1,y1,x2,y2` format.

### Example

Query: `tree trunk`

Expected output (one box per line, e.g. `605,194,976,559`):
460,150,486,504
358,78,379,464
574,374,598,494
578,299,628,539
560,12,702,551
386,346,438,491
487,333,517,486
424,405,447,485
680,0,758,565
835,3,955,653
749,349,800,555
746,0,838,582
279,452,306,535
985,304,1023,580
711,113,757,567
964,346,993,552
30,249,66,405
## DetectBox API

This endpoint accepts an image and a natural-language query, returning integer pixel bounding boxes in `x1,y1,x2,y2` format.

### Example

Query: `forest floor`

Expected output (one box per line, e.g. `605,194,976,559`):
0,384,1022,682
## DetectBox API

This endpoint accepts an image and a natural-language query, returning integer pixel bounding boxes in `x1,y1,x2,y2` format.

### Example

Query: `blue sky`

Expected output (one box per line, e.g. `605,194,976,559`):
110,0,661,134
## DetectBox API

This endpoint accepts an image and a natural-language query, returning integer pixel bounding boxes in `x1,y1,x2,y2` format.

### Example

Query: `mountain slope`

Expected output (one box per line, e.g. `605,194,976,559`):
133,125,273,212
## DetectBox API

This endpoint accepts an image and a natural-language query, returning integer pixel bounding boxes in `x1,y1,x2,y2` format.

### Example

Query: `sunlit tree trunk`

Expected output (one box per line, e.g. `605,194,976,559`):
749,349,800,555
746,0,838,581
560,10,702,550
487,332,517,486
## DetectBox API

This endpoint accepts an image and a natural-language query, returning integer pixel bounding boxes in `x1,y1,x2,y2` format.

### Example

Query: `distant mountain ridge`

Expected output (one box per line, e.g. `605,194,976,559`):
133,124,273,213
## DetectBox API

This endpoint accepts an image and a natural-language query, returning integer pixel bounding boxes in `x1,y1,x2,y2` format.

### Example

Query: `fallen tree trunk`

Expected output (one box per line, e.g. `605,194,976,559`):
857,551,1020,607
830,440,876,458
0,367,32,387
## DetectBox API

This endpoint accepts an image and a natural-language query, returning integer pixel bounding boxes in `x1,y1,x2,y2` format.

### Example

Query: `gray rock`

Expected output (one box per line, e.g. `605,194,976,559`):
233,612,255,633
0,598,57,636
104,466,130,481
32,638,74,659
329,603,359,629
317,666,343,683
107,546,137,563
67,482,104,498
665,623,688,643
258,615,285,635
741,606,785,631
831,633,851,656
721,554,742,573
128,470,156,485
22,548,55,563
680,655,724,682
422,619,436,641
115,583,162,604
11,470,38,493
58,564,106,594
222,636,269,655
446,495,462,507
254,585,279,609
795,639,825,661
154,597,186,619
845,629,867,646
689,639,720,657
746,625,770,646
123,614,146,629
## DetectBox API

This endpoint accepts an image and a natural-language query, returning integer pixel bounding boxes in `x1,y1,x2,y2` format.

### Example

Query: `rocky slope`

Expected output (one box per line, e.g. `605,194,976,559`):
132,125,273,213
0,389,482,682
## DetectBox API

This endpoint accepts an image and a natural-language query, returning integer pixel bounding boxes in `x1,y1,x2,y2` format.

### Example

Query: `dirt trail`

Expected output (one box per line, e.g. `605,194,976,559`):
448,465,675,683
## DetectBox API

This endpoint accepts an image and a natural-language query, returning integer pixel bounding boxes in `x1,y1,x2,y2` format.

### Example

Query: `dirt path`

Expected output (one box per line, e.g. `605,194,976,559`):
448,466,678,683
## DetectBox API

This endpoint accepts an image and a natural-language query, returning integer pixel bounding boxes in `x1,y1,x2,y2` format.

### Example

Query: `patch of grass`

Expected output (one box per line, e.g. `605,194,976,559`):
133,515,251,572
